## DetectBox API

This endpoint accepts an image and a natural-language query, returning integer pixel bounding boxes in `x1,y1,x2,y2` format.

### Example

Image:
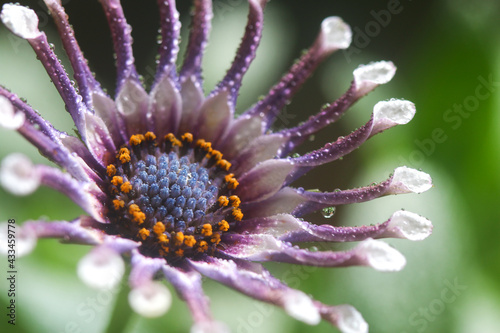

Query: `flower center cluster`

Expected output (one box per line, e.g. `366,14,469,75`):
104,132,242,261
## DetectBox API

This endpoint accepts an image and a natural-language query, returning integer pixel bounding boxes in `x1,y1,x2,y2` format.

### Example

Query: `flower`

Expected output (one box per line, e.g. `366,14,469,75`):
0,1,433,332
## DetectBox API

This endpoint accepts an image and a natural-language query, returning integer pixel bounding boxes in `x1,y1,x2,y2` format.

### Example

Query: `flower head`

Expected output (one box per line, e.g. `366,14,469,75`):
0,1,432,332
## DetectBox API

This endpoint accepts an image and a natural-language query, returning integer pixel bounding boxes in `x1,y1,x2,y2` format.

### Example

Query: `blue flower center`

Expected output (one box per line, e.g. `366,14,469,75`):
104,132,242,260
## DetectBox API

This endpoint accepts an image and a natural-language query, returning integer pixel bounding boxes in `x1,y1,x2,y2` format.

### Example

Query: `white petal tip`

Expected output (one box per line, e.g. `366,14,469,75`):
128,282,172,318
0,222,37,257
372,99,415,133
0,153,40,196
320,16,352,51
190,321,231,333
358,239,406,271
77,247,125,290
335,305,369,333
388,210,433,241
284,291,321,325
0,96,25,130
354,61,396,85
391,166,433,194
1,4,41,39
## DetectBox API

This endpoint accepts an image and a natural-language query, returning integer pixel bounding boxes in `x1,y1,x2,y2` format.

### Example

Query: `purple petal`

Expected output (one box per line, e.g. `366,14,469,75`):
115,78,149,137
286,99,416,185
210,0,266,106
179,0,212,84
222,234,406,271
178,76,205,134
217,114,264,160
231,133,287,175
162,264,214,324
43,0,105,107
84,113,117,167
188,257,321,325
1,5,89,137
38,165,106,222
240,187,308,218
129,250,172,317
192,90,231,145
243,16,352,131
148,75,182,137
155,0,181,85
99,0,139,93
92,92,128,146
233,211,432,243
235,159,294,202
315,303,368,333
278,61,397,156
291,166,432,216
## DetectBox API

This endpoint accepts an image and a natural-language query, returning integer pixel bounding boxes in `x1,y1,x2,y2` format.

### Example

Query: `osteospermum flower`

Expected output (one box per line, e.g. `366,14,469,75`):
0,1,433,332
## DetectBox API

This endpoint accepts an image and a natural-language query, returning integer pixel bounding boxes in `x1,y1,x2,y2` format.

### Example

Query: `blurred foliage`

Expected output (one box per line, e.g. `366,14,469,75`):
1,0,499,332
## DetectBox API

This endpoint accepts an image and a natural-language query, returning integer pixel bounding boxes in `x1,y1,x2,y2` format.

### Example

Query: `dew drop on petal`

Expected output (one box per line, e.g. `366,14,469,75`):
321,206,336,218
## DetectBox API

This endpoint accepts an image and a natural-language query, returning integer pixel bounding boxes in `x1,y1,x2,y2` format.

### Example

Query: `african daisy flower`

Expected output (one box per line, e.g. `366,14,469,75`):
0,1,433,332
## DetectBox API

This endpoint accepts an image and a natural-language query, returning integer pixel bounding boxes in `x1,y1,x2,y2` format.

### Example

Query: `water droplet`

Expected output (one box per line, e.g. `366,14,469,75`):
321,207,336,218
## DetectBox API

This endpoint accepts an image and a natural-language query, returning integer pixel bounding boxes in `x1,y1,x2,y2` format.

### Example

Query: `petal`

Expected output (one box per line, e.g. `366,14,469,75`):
188,257,321,325
278,61,396,156
92,92,128,146
244,16,352,131
0,3,41,39
223,235,406,271
211,0,265,106
128,281,172,318
116,78,149,136
99,0,139,92
231,133,287,175
179,0,213,83
0,221,37,257
235,211,432,243
353,61,396,98
77,246,125,290
316,303,368,333
178,75,205,134
193,91,231,145
84,112,117,166
371,99,415,135
162,264,214,324
43,0,105,107
155,0,181,84
235,159,294,202
0,95,25,129
0,153,40,196
290,166,433,216
218,114,264,160
148,75,182,137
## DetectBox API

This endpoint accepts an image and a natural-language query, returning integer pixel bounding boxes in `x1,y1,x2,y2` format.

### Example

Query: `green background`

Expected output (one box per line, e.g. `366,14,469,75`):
1,0,499,332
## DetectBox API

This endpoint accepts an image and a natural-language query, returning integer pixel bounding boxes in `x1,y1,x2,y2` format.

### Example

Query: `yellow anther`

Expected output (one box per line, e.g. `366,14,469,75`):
160,245,170,256
112,199,124,210
201,224,213,237
153,222,166,235
175,249,184,257
138,228,150,241
211,233,221,244
197,241,208,252
181,133,193,143
129,134,144,146
129,204,146,224
120,181,132,193
227,178,239,190
119,153,130,163
207,149,223,161
158,234,169,243
218,196,229,207
217,159,231,171
218,220,230,232
145,131,156,141
225,173,235,182
111,176,123,186
184,235,196,247
175,232,185,244
232,208,243,221
106,164,116,177
119,147,130,155
229,195,241,208
165,133,182,147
